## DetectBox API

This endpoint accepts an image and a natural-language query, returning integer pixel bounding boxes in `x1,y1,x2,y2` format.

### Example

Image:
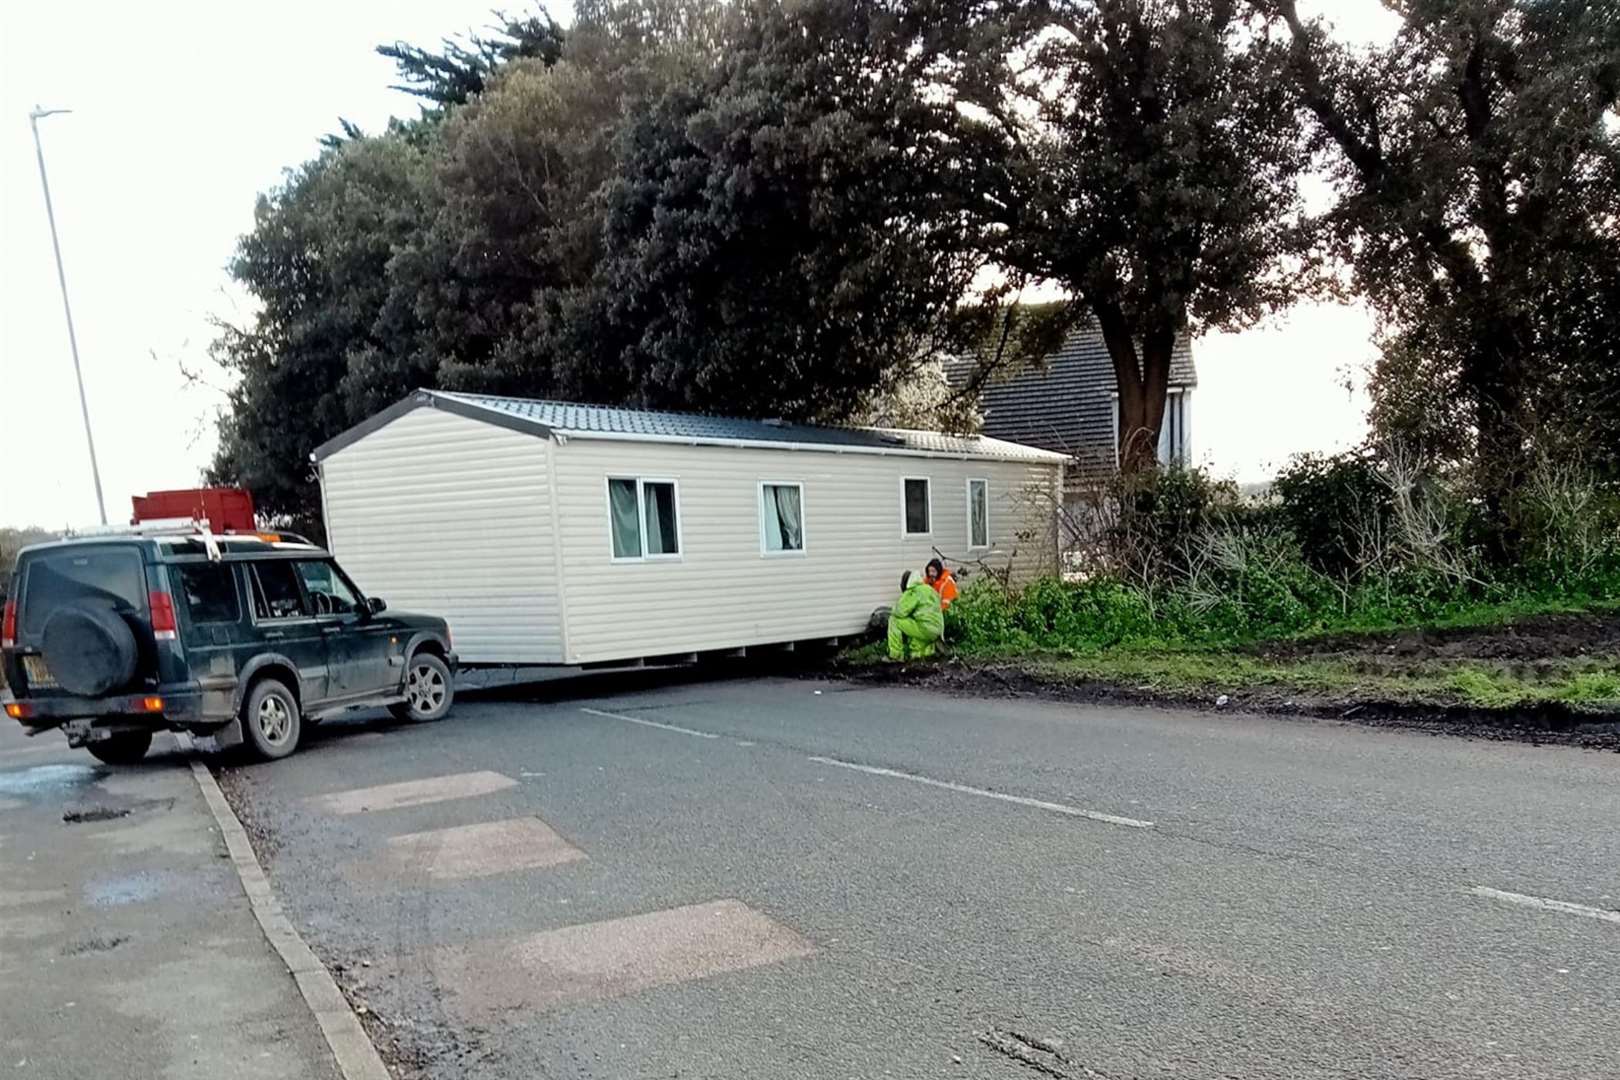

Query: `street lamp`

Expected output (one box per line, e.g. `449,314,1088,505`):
29,105,107,526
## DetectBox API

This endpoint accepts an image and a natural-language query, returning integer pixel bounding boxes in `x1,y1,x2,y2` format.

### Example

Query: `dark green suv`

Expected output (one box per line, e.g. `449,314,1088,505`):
1,530,455,763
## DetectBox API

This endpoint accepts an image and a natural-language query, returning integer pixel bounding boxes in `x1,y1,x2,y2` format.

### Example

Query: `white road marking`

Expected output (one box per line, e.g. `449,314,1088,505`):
379,817,584,880
581,707,718,739
1468,886,1620,925
431,898,813,1016
310,771,518,815
807,755,1154,829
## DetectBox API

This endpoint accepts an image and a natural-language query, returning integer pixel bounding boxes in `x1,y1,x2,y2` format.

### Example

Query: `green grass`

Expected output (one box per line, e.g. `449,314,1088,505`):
843,640,1620,712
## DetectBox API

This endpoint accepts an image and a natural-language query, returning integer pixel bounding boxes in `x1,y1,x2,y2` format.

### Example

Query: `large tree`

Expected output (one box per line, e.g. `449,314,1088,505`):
918,0,1313,470
1264,0,1620,499
526,0,985,420
209,0,992,521
209,134,434,532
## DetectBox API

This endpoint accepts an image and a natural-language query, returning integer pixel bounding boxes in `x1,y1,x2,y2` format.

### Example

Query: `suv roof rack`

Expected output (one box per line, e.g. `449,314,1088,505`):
64,520,316,561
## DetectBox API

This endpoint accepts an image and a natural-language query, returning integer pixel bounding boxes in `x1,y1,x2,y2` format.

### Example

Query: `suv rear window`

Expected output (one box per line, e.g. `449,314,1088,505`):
174,564,240,625
21,549,146,635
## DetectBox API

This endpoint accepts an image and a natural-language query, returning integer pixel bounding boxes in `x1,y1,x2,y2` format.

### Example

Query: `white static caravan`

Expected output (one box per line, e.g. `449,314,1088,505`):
312,390,1067,667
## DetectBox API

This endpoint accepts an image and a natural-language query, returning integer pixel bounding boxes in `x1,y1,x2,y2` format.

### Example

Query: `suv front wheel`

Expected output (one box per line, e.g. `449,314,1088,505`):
244,678,302,761
389,653,453,723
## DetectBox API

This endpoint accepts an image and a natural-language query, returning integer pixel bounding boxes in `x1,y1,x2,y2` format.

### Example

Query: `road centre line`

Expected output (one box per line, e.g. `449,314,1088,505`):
807,755,1154,829
580,707,719,739
1468,886,1620,925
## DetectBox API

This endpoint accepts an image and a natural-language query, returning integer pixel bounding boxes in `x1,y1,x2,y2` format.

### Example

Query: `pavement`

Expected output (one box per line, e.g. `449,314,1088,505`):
0,721,340,1080
212,671,1620,1080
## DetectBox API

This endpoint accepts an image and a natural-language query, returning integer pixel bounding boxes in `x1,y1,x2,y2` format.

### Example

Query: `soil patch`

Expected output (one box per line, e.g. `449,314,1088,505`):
833,655,1620,751
1252,610,1620,664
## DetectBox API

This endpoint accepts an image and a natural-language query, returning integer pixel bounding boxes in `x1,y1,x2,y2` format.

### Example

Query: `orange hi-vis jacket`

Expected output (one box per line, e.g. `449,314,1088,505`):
931,567,960,610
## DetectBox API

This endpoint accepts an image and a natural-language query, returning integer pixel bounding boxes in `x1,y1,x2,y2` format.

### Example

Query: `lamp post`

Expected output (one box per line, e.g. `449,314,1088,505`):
29,105,107,526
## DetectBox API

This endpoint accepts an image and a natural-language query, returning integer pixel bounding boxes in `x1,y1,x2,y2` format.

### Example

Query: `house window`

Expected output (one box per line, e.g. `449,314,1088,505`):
902,477,931,536
760,482,806,555
967,479,989,548
608,477,681,561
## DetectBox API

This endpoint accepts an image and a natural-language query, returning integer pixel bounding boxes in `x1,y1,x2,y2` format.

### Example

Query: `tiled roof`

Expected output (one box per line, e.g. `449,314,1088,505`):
945,322,1196,461
311,390,1068,463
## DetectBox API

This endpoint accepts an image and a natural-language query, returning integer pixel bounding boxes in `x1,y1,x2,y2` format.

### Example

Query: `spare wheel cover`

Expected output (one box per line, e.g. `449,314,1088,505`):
41,601,140,697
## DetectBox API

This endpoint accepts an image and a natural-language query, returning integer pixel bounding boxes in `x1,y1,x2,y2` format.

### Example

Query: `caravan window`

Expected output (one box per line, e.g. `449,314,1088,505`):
608,478,682,561
901,477,931,536
967,479,989,548
760,483,806,555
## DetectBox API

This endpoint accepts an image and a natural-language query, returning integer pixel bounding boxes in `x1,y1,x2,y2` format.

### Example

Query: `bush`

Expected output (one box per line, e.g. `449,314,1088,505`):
1064,464,1243,587
1110,464,1240,581
1272,450,1392,578
1515,456,1620,589
945,579,1027,652
940,453,1619,662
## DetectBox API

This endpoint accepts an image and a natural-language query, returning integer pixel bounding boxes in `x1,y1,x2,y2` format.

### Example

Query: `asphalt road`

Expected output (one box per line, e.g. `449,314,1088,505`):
218,672,1620,1080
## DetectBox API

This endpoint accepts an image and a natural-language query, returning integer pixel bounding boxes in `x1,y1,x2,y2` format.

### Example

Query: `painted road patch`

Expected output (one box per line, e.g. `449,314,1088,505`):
309,771,517,815
434,899,814,1015
376,817,584,881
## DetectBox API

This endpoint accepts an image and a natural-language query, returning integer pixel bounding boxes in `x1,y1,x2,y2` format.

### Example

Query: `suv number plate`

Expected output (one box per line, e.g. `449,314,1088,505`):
22,656,58,690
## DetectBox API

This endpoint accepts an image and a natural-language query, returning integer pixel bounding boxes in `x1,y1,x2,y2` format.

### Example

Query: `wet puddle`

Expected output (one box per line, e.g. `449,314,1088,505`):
84,872,166,907
0,764,105,799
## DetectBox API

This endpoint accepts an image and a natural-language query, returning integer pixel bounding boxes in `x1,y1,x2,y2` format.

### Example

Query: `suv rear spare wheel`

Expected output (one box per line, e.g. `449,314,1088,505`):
42,601,139,697
243,678,302,760
389,652,453,723
86,731,152,765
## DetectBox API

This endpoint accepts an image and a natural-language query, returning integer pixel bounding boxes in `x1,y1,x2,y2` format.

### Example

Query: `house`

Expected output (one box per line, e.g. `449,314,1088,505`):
950,323,1197,476
311,390,1067,667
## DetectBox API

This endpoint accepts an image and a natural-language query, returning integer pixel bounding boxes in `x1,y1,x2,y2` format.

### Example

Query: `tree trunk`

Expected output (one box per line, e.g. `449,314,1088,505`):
1096,301,1174,474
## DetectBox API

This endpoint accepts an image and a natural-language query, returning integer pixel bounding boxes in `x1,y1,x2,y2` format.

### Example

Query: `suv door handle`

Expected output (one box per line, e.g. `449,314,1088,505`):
320,624,345,634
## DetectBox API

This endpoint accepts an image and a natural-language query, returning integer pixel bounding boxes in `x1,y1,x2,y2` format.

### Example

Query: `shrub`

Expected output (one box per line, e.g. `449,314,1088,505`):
1063,464,1242,587
945,579,1027,652
1111,464,1240,581
1515,455,1620,589
1272,450,1393,579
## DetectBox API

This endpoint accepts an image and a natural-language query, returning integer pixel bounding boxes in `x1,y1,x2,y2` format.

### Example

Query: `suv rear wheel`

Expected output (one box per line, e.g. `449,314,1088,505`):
389,652,453,723
86,730,152,765
244,678,302,760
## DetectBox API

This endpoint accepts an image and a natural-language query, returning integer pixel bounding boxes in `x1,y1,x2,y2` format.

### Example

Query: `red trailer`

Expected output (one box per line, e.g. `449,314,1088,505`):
130,487,256,532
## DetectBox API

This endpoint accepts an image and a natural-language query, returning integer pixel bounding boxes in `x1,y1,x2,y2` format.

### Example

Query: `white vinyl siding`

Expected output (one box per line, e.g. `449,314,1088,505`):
318,407,564,664
551,442,1060,664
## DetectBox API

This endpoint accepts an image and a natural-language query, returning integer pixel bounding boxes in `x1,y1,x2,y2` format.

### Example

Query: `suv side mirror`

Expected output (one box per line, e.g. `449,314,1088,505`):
365,596,387,616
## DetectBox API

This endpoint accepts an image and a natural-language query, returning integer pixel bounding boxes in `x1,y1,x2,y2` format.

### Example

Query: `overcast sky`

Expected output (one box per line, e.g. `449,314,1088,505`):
0,1,1400,529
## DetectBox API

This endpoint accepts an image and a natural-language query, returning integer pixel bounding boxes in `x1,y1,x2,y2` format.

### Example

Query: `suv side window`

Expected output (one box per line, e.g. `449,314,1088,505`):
174,564,240,624
295,560,361,617
250,561,309,621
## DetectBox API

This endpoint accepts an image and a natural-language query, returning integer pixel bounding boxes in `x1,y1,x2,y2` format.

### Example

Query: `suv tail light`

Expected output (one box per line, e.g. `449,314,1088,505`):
149,590,178,641
1,599,15,649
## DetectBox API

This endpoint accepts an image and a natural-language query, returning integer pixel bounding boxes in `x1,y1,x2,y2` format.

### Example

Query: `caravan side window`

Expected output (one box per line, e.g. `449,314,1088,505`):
901,477,931,537
607,477,682,561
759,482,806,555
966,478,990,549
